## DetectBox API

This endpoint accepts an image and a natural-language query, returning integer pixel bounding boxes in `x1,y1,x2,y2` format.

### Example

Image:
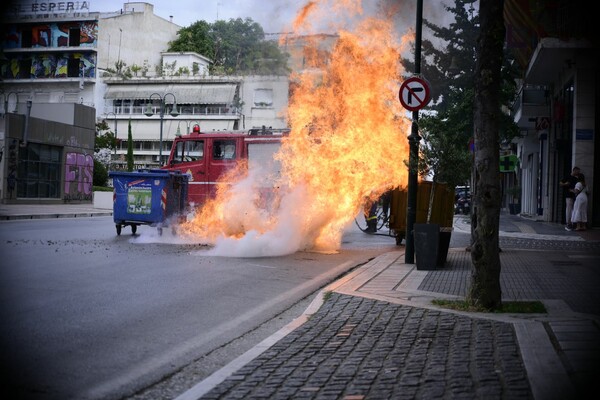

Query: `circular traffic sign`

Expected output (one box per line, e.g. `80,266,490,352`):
399,76,431,111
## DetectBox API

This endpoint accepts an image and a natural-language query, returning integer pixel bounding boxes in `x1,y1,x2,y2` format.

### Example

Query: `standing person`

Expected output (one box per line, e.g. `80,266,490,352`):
559,166,581,230
364,198,378,233
571,174,588,231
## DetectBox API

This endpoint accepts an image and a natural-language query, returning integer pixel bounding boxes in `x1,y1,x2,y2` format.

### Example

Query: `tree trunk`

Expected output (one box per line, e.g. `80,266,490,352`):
467,0,504,310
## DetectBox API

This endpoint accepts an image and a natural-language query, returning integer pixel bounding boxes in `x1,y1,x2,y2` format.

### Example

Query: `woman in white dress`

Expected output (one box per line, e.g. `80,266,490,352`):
571,174,588,231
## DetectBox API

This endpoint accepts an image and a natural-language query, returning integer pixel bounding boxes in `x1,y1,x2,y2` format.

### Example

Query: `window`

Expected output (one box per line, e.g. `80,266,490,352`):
186,140,204,161
19,59,32,79
174,140,205,163
67,57,80,77
253,89,273,107
17,143,62,198
21,29,32,48
69,27,80,46
213,140,236,160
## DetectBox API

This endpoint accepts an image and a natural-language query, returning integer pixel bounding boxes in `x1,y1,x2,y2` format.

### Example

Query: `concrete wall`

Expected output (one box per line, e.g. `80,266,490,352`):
241,75,289,130
97,3,181,74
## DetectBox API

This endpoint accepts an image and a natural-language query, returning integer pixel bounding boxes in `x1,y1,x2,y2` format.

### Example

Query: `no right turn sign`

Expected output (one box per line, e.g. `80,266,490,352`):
399,76,431,111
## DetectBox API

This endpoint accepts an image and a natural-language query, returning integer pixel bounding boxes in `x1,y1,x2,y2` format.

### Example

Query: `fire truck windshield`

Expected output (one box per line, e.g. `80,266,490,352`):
173,140,204,163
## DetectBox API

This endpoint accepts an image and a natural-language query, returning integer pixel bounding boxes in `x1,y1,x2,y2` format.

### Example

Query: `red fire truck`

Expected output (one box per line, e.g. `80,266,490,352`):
161,125,289,207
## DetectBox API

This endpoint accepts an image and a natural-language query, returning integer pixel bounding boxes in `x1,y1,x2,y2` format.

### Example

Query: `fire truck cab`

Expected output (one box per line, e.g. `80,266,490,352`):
162,125,288,207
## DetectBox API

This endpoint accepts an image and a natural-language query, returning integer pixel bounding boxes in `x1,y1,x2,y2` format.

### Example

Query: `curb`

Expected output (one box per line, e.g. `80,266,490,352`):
0,212,113,221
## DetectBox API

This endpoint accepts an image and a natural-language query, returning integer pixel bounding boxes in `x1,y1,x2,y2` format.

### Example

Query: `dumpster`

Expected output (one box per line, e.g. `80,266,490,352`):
388,181,455,268
108,169,189,235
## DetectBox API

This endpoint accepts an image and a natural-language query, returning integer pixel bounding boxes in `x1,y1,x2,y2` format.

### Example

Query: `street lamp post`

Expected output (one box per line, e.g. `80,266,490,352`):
105,112,118,161
144,93,179,166
2,92,19,114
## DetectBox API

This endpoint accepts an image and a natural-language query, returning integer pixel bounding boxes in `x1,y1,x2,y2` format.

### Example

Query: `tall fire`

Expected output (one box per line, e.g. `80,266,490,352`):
179,1,413,256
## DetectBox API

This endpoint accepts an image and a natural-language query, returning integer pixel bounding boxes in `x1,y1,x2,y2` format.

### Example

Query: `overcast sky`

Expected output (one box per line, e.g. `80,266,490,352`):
92,0,307,33
89,0,454,35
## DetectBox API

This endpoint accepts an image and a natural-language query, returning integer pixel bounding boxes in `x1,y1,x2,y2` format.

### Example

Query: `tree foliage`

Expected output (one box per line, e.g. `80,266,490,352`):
404,0,479,111
94,119,117,153
404,0,519,188
418,88,474,189
93,159,108,187
168,18,289,75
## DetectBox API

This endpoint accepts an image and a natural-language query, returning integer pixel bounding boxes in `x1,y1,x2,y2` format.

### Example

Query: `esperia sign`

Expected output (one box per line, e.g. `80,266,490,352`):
8,1,91,18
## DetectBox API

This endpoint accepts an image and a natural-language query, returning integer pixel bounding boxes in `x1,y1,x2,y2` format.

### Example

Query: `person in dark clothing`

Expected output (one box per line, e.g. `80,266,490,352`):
559,166,581,231
364,198,378,233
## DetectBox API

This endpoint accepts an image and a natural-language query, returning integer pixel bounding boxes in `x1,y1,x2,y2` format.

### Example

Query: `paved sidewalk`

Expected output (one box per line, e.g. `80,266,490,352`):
0,203,112,220
176,216,600,400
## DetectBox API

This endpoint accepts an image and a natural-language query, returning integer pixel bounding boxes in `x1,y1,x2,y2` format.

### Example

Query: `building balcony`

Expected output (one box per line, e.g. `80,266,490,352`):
511,85,550,130
111,105,241,118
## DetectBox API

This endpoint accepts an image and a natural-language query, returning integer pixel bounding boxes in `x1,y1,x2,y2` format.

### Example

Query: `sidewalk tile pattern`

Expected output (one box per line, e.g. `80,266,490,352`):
201,293,533,400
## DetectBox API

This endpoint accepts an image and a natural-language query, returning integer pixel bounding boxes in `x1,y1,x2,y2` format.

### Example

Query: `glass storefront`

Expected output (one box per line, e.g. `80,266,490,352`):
17,143,62,198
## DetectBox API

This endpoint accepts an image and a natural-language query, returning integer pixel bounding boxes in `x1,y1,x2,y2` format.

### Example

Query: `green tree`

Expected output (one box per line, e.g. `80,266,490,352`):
94,119,117,153
418,88,474,189
169,20,213,57
468,0,505,311
403,0,479,112
126,119,134,172
168,18,289,75
404,0,518,187
93,159,108,187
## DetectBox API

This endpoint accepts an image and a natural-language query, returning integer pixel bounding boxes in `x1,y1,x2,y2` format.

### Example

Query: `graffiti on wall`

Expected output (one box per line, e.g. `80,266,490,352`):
0,21,97,80
57,21,96,47
1,21,97,48
64,152,93,201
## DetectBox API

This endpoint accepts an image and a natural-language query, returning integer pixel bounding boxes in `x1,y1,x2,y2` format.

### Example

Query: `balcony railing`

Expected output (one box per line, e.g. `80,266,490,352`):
112,105,240,116
511,85,549,120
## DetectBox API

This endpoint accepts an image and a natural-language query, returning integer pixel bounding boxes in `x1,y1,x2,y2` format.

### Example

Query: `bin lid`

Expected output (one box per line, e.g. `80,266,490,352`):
109,169,186,178
109,170,172,178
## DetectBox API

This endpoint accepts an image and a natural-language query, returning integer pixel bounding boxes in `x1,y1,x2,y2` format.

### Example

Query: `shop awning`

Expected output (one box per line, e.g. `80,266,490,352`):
105,83,239,104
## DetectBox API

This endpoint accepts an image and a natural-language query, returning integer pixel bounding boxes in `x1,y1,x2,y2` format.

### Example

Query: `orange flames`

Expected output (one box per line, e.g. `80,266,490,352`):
179,0,413,255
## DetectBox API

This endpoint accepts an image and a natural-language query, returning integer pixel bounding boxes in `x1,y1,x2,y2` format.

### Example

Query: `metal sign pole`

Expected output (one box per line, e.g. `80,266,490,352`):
405,0,423,264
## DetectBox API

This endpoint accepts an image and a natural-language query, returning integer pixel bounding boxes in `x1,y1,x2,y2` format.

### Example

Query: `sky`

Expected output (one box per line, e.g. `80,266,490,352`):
92,0,308,34
89,0,453,36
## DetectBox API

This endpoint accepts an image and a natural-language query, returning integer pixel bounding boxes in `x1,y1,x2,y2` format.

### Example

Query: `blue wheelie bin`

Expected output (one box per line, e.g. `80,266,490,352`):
108,169,189,235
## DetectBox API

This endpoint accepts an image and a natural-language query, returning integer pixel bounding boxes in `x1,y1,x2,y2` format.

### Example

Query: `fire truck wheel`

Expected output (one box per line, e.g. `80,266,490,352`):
116,224,122,236
131,225,137,235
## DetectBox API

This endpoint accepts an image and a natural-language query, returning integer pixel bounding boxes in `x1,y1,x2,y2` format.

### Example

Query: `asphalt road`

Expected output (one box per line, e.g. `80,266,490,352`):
0,216,398,400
